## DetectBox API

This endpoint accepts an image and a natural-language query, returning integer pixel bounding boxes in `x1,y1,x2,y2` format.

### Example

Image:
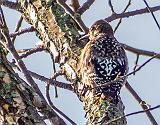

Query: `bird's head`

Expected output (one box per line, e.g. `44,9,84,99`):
89,20,114,40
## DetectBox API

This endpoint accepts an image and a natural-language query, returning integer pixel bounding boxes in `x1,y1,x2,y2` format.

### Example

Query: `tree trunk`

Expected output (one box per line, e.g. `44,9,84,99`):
0,45,46,124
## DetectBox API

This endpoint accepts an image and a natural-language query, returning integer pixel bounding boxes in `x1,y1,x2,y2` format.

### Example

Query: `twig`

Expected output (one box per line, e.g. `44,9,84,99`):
56,0,89,33
46,73,77,125
28,70,74,91
142,0,160,31
10,26,35,37
126,54,158,77
17,48,35,53
19,47,45,59
50,53,58,97
125,105,160,117
114,0,131,33
0,6,7,27
12,16,23,43
125,82,158,125
70,0,80,12
122,43,160,59
106,5,160,22
76,0,95,15
133,54,139,75
108,0,115,14
0,0,20,10
107,103,160,124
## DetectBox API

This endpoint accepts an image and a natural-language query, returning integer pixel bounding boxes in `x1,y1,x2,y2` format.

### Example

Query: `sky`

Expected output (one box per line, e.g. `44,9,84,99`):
2,0,160,125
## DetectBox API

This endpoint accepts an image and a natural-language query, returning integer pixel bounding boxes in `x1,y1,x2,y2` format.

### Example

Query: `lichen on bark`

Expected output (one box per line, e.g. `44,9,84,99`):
0,45,46,124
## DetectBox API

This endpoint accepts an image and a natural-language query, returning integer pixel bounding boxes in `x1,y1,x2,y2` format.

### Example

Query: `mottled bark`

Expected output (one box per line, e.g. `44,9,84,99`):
0,44,46,124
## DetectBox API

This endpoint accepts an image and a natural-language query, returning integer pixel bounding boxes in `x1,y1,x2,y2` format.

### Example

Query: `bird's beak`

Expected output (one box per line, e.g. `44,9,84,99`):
79,34,89,41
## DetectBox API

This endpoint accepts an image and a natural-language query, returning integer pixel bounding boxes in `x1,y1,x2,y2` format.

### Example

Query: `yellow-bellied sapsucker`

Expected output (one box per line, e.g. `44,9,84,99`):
79,19,128,104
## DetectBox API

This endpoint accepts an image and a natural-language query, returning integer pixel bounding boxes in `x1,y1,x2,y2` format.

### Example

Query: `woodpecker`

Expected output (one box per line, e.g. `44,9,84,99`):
79,20,128,104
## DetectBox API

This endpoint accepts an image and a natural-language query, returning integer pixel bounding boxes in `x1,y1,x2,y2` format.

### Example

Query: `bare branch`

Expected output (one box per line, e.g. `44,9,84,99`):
125,105,160,117
142,0,160,31
76,0,95,15
0,5,7,27
10,26,35,37
127,54,158,77
125,82,158,125
106,5,160,22
108,0,115,14
114,0,131,33
122,43,160,59
0,0,20,10
19,47,45,59
70,0,80,12
46,72,77,125
107,103,160,124
133,54,139,75
16,48,31,53
28,70,74,92
50,52,58,97
12,16,23,43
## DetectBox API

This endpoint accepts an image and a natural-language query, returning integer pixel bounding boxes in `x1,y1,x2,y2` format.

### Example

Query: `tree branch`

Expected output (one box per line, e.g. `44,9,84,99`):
12,16,23,43
28,70,74,92
106,5,160,22
107,104,160,124
45,69,76,125
0,0,20,10
142,0,160,31
126,54,158,77
122,43,160,59
19,47,45,59
133,54,139,75
108,0,115,14
50,52,58,97
114,0,131,33
10,26,35,37
46,84,77,125
70,0,80,12
76,0,95,15
125,82,158,125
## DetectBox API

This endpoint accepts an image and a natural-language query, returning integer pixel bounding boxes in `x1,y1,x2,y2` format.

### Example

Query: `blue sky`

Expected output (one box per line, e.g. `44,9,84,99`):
3,0,160,124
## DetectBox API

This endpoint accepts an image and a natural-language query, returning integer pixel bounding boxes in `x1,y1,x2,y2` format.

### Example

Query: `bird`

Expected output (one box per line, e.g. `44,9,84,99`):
78,19,128,104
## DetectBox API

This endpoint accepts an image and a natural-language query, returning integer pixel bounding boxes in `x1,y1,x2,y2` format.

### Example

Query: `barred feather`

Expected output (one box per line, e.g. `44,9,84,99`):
79,20,128,104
